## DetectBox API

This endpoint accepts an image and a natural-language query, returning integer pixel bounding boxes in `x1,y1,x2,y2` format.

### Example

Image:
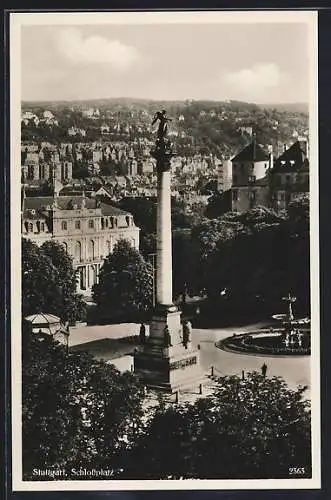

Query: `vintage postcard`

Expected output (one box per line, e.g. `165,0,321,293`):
10,9,320,491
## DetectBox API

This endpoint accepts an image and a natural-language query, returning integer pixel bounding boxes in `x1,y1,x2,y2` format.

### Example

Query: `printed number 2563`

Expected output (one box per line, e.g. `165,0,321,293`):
289,467,306,475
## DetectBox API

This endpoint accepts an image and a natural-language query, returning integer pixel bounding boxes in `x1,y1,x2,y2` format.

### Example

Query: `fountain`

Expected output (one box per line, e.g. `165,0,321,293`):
272,293,310,352
217,293,311,356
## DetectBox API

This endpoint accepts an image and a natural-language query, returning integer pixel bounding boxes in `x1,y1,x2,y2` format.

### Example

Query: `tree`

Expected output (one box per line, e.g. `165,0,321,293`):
190,201,310,320
285,196,310,313
73,161,90,180
92,239,153,319
139,231,157,258
287,195,309,236
41,240,86,322
22,238,61,319
100,160,118,177
205,190,232,218
22,239,86,322
116,197,157,234
22,327,145,479
172,228,199,299
123,372,311,479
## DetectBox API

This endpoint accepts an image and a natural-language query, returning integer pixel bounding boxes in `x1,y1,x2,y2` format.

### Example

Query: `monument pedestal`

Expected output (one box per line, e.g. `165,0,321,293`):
134,305,203,392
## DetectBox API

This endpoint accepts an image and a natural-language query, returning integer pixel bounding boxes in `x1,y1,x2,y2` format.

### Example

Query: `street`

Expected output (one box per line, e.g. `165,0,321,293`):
69,321,311,396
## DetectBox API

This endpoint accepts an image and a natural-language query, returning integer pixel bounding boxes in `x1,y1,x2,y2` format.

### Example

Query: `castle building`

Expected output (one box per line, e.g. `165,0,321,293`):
22,195,140,294
231,139,270,212
269,138,309,211
230,138,309,213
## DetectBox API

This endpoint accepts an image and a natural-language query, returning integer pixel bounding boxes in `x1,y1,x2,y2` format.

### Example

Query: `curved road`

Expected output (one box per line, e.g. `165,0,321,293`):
192,324,311,396
69,321,311,396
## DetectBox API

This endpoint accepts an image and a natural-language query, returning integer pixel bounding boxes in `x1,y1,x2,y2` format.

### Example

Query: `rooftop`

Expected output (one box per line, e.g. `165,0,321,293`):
25,313,61,325
232,141,270,163
23,195,130,217
273,141,309,172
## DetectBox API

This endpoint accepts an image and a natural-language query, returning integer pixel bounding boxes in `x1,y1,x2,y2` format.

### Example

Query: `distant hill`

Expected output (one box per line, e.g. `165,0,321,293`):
21,97,185,109
22,98,308,115
21,97,309,158
260,103,309,114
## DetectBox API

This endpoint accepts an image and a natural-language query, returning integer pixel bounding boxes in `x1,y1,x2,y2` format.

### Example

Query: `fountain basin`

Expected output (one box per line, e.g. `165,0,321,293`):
217,327,310,357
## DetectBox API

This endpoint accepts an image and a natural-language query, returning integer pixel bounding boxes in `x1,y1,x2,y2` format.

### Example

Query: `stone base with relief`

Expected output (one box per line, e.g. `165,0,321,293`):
134,305,204,392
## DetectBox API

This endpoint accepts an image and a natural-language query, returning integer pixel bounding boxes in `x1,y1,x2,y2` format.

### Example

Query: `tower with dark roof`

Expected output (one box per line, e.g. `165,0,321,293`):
231,138,271,212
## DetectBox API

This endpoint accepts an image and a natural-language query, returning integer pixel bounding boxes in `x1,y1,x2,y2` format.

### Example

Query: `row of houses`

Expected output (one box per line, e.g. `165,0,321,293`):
21,110,58,127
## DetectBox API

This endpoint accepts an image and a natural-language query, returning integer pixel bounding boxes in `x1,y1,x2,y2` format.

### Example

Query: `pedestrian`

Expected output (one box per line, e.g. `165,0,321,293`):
261,362,267,377
139,323,146,344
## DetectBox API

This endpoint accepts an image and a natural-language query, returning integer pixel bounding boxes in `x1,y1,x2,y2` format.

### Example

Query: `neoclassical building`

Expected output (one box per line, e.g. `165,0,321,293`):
22,194,140,294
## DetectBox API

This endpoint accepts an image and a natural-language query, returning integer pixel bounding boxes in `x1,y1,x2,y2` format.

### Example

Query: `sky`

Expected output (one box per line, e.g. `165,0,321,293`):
21,21,310,104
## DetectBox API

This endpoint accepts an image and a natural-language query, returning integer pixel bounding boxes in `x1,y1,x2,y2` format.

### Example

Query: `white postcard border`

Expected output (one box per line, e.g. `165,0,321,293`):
10,9,320,491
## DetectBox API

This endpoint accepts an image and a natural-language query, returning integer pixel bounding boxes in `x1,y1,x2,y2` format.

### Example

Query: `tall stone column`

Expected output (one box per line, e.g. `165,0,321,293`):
156,169,172,306
134,110,202,392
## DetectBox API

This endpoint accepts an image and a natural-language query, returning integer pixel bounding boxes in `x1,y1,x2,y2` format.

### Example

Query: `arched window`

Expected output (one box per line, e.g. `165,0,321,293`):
101,218,105,229
28,222,33,232
36,221,40,232
63,242,68,253
88,240,95,260
75,241,82,261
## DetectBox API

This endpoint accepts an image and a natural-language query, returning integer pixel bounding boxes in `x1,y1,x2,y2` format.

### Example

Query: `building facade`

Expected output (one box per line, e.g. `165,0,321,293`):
22,195,140,294
217,159,232,192
231,140,270,212
269,139,309,211
230,138,309,213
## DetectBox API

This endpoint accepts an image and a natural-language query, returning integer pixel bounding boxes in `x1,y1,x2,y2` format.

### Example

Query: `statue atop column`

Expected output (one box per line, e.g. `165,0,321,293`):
152,109,172,140
151,109,173,172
